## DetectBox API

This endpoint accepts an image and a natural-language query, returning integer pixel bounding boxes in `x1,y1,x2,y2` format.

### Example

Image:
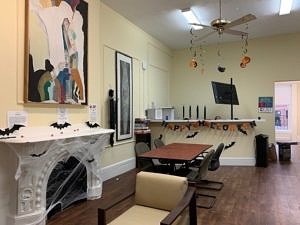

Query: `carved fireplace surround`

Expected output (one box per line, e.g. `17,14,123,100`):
0,124,113,225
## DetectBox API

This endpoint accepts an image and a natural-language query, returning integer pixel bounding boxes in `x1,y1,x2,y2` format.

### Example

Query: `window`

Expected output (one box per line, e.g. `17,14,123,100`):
275,83,292,131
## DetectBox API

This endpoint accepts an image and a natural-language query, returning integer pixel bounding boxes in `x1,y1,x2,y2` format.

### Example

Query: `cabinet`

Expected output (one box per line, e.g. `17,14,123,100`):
277,142,297,161
135,131,151,148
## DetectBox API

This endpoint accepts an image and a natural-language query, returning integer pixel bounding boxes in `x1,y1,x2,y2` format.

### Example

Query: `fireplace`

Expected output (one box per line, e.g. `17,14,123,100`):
46,156,87,220
0,124,113,225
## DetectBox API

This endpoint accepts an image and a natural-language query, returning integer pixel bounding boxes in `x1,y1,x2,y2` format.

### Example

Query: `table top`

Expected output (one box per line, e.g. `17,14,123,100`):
139,142,213,161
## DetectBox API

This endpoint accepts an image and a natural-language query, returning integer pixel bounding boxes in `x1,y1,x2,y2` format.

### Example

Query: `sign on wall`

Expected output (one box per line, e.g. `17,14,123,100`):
258,97,273,113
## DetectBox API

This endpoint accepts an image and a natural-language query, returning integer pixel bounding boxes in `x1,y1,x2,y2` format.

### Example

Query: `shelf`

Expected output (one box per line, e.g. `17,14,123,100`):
150,119,265,123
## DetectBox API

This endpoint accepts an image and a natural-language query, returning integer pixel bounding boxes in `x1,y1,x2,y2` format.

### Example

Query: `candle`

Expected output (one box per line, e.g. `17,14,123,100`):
183,105,185,119
196,105,199,119
189,105,191,119
204,106,206,120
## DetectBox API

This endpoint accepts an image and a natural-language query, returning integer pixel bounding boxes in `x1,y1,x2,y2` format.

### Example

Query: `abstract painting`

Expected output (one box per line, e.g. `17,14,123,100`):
116,51,133,141
25,0,88,105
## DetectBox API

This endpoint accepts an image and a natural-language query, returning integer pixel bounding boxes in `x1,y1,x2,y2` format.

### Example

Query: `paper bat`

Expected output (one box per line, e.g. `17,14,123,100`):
30,150,47,158
250,121,256,128
161,121,168,127
87,158,95,163
237,125,247,135
225,141,236,149
186,132,198,138
50,122,71,130
86,121,100,128
0,124,24,136
174,125,180,131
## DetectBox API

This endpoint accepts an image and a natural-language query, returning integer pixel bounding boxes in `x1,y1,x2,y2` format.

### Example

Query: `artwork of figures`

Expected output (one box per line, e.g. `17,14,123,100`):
25,0,88,104
116,51,133,141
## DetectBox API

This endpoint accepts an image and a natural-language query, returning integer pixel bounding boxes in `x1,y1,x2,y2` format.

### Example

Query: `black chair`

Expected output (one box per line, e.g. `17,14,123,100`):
134,142,170,173
153,138,170,165
190,143,225,191
185,150,216,209
153,138,165,148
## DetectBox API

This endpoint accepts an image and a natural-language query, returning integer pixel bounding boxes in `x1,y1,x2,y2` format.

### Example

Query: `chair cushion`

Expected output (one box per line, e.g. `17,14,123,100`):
108,205,186,225
135,171,188,211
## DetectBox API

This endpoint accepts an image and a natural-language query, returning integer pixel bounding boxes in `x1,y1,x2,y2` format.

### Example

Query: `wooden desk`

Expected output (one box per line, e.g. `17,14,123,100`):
139,143,213,162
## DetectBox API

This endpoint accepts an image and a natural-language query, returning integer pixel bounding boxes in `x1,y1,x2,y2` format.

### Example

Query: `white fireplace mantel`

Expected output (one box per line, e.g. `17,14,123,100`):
0,124,114,225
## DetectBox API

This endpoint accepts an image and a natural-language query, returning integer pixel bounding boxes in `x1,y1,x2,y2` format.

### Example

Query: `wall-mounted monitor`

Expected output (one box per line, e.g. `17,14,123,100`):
211,81,239,105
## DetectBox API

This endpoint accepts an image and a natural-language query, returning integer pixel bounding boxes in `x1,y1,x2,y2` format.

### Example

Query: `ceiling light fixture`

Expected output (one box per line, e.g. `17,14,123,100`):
181,8,203,30
279,0,293,15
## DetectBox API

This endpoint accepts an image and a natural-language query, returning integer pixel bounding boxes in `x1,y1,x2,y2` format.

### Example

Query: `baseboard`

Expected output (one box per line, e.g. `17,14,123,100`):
101,156,255,181
101,157,136,181
220,157,256,166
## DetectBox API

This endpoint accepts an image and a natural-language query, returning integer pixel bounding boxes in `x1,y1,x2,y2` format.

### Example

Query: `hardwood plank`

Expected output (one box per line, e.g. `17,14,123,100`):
48,145,300,225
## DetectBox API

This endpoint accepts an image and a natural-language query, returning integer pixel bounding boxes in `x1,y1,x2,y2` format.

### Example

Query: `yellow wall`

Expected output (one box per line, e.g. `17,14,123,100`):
171,32,300,150
0,1,173,223
1,0,300,223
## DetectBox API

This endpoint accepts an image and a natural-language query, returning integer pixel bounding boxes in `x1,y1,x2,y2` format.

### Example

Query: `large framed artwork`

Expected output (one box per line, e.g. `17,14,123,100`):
24,0,88,105
116,51,133,141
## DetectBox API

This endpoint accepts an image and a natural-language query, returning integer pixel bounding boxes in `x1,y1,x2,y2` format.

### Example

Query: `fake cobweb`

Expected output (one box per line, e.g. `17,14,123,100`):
1,124,113,225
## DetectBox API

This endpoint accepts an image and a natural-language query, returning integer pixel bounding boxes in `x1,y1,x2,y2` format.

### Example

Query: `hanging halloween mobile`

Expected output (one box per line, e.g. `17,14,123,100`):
189,30,206,74
240,26,251,68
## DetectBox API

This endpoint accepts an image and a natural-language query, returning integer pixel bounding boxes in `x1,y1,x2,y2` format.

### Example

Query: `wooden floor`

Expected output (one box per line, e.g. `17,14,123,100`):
47,145,300,225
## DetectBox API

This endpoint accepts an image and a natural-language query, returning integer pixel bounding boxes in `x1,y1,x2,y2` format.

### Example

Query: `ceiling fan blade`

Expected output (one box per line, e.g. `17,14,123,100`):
224,14,256,29
189,23,212,29
192,31,215,42
223,29,248,36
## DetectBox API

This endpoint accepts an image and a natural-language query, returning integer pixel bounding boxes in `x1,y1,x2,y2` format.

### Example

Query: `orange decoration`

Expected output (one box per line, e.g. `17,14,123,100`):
167,124,174,130
192,122,199,128
228,124,236,132
242,123,249,130
242,56,251,64
180,125,187,131
189,58,198,68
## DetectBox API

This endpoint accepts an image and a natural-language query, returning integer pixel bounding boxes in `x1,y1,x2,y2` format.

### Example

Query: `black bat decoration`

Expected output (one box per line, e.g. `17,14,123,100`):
0,124,24,136
161,121,168,127
199,120,205,126
225,141,236,149
250,121,257,128
238,125,248,135
50,122,71,130
87,158,95,163
187,123,191,130
186,132,198,138
174,125,180,131
86,121,100,128
30,150,47,158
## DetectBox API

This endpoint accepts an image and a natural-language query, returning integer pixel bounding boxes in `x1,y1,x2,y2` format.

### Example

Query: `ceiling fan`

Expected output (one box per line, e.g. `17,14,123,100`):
190,0,256,41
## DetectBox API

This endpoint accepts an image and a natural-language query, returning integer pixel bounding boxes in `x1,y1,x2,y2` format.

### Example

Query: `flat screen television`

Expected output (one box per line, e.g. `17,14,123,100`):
211,81,239,105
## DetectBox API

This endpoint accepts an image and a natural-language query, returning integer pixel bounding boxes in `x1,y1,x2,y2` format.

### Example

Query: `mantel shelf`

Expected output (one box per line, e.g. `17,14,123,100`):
0,124,114,143
150,119,265,123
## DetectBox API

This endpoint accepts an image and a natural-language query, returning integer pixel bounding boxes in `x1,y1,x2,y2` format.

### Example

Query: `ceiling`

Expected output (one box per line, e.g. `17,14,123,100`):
101,0,300,49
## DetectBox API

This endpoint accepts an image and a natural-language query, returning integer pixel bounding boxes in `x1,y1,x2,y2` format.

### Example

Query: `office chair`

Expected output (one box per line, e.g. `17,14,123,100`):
186,149,216,209
134,142,169,173
153,138,170,165
191,143,225,191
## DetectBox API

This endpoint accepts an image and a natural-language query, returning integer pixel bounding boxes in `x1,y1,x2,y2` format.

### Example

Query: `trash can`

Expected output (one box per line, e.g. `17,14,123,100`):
255,134,269,167
277,142,298,161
